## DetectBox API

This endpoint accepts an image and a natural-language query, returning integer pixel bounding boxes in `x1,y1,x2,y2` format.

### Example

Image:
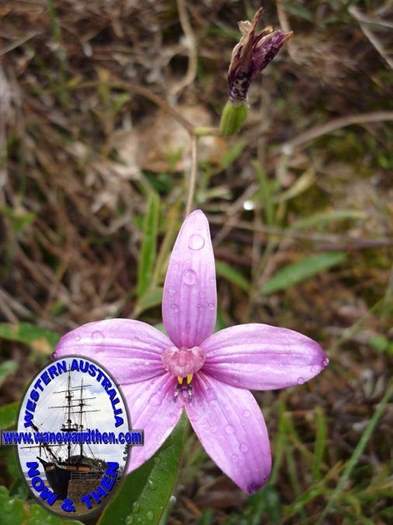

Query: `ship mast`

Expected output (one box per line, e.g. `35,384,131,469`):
50,368,98,462
22,366,99,466
78,379,84,457
63,371,73,461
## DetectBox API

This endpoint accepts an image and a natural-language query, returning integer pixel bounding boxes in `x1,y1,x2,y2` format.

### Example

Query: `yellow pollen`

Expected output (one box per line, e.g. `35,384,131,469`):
186,374,193,384
177,376,184,385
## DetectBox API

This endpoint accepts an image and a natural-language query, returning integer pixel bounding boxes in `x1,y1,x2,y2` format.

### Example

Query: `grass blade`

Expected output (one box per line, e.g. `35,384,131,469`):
317,381,393,523
261,252,347,295
216,261,250,292
137,192,160,298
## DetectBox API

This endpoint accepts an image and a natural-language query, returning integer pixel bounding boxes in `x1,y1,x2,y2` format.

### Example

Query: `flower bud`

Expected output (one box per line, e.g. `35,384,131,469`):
219,100,248,136
227,8,292,104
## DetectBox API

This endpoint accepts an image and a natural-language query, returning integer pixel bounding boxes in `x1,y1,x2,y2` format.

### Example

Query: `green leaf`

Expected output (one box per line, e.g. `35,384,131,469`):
0,485,83,525
219,139,246,170
0,360,18,387
216,261,250,292
134,287,163,317
98,415,187,525
0,401,19,429
262,252,347,295
137,192,160,298
312,406,327,481
283,2,313,22
368,334,393,355
0,485,25,525
0,206,36,233
292,210,365,230
0,323,59,355
254,162,275,227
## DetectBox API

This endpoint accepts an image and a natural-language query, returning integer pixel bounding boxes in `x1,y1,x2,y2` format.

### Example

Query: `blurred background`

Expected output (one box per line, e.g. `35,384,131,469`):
0,1,392,524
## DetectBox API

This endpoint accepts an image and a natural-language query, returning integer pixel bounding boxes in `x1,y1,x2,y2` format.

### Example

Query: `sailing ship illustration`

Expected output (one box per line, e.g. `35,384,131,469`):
26,371,106,499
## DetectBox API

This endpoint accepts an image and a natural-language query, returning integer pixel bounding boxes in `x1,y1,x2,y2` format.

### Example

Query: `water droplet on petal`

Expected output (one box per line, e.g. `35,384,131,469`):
183,269,197,286
205,387,217,402
168,287,176,296
92,330,104,343
297,377,305,385
322,357,329,368
243,410,251,418
225,424,234,434
208,302,215,311
75,335,81,342
231,453,239,463
240,442,249,452
171,303,179,312
188,234,205,250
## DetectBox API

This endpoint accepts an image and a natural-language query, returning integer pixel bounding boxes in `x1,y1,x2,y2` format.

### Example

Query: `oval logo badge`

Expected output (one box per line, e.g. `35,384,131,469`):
16,356,141,518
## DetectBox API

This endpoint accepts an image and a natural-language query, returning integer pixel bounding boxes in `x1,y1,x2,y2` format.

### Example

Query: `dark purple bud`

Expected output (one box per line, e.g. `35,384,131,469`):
251,31,292,77
227,8,292,103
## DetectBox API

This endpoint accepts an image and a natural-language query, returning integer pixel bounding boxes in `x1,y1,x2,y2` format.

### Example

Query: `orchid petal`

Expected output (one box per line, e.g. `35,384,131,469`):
202,323,328,390
185,372,271,494
122,373,183,471
162,210,217,348
54,319,170,384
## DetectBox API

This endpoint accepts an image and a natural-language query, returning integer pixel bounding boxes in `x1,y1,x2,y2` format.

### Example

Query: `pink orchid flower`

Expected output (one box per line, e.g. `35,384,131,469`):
54,210,328,493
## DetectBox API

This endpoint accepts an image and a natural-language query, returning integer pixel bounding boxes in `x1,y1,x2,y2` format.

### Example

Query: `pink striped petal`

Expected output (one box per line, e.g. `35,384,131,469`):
122,374,183,471
162,210,217,348
185,372,271,494
202,324,328,390
54,319,170,384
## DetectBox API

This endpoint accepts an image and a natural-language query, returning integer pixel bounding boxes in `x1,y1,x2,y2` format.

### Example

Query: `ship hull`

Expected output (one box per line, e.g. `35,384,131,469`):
39,458,104,499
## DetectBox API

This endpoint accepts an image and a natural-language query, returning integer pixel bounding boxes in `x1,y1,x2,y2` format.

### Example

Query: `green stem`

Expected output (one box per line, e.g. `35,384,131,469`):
185,135,198,216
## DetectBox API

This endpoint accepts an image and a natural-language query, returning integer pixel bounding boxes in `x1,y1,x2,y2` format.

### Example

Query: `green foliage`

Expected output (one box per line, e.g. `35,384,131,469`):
98,415,187,525
0,361,18,388
0,323,59,355
0,485,83,525
312,407,328,481
0,206,36,233
216,261,250,292
292,210,365,230
368,334,393,355
219,140,246,170
134,287,163,317
137,192,160,299
317,381,393,523
0,402,19,429
225,486,282,525
261,252,347,295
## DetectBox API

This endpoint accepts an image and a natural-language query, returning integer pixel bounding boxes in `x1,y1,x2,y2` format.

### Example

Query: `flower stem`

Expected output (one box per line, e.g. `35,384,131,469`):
185,135,198,216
